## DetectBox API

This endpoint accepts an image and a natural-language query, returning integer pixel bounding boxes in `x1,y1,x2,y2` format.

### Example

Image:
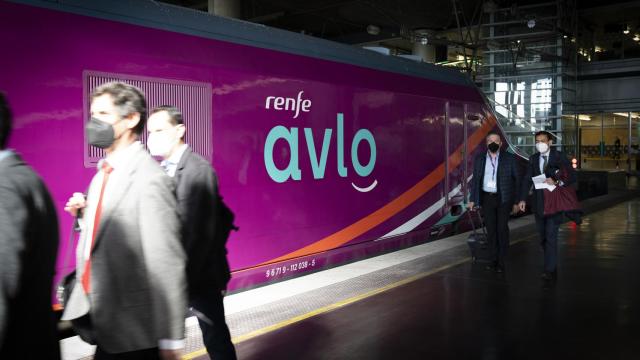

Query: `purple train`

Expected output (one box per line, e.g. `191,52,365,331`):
0,0,513,303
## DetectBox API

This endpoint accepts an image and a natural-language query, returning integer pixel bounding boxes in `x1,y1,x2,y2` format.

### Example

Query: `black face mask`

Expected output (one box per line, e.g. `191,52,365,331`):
488,142,500,153
86,117,116,149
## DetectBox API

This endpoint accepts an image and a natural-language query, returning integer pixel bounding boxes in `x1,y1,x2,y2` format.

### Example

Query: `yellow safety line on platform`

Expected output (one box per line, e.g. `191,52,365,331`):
181,235,534,360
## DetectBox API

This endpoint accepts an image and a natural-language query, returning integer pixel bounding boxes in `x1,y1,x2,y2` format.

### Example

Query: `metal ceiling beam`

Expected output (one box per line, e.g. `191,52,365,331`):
491,1,558,12
482,16,557,27
248,11,286,23
329,28,402,45
482,30,557,40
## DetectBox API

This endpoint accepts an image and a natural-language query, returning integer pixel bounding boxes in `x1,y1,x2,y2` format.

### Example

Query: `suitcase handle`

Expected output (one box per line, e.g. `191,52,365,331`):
466,208,487,236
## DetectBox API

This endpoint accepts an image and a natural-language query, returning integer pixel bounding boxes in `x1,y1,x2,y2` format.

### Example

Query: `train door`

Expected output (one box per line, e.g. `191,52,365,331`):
465,103,485,202
446,102,466,207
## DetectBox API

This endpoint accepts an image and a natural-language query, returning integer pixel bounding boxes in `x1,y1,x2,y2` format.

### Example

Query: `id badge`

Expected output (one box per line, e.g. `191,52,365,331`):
487,180,497,190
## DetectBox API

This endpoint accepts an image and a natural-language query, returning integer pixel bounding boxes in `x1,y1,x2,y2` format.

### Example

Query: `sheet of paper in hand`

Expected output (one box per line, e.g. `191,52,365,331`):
532,174,556,192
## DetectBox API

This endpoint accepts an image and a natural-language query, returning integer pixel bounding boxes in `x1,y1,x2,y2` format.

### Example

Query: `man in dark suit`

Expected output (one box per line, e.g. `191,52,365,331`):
0,92,60,358
147,106,237,360
468,130,521,273
63,83,186,360
518,130,576,281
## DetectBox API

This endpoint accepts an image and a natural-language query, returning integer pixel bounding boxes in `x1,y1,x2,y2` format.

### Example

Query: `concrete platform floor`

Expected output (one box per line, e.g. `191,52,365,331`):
220,199,640,360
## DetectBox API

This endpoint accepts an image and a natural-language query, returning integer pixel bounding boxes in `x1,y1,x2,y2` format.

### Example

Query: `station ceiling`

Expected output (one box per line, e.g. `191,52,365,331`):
158,1,640,58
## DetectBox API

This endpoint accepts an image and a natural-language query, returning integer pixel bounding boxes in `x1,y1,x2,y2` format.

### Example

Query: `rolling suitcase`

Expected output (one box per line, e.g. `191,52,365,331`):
466,209,493,263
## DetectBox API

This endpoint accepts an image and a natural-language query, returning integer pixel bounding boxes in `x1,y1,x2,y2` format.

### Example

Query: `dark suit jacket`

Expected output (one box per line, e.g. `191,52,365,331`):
175,147,230,296
519,150,576,218
0,152,60,359
469,150,521,206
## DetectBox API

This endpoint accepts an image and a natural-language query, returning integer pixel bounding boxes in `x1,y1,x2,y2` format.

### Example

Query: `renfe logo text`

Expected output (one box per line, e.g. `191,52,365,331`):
265,91,311,119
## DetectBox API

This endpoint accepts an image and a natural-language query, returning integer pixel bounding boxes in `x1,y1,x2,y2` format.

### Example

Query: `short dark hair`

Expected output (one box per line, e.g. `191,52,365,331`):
91,82,147,135
0,92,12,149
150,105,184,126
486,130,501,139
534,130,553,141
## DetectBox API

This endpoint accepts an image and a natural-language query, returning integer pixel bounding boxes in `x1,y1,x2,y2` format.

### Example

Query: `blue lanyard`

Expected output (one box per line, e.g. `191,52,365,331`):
488,154,498,180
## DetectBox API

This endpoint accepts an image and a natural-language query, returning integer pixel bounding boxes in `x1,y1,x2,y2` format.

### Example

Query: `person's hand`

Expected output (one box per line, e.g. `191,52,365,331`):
511,204,520,215
64,192,86,217
159,349,180,360
545,178,556,185
518,201,526,212
467,202,475,210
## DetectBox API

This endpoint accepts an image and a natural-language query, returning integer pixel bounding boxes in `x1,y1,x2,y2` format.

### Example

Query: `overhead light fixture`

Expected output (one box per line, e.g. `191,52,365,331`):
527,18,536,29
413,29,431,46
571,37,576,43
614,112,640,119
439,60,465,67
563,35,568,39
634,34,640,42
623,25,630,35
578,114,591,121
595,46,602,53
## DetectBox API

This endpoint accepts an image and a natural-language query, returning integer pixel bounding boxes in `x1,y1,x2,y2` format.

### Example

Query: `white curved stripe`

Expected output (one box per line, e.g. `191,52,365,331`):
351,179,378,192
381,175,473,238
383,197,447,238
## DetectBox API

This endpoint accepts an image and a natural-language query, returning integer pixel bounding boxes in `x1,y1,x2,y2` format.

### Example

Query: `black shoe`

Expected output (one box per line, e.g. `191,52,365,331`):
485,262,498,271
565,211,583,225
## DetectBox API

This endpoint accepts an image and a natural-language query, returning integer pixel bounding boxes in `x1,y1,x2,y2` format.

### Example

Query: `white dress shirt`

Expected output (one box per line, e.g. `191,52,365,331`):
482,151,499,193
538,151,550,174
160,144,188,178
81,141,141,263
0,149,13,163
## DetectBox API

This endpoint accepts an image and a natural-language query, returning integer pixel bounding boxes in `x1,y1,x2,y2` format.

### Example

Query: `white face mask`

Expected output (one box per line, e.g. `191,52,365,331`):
535,142,549,154
147,130,178,157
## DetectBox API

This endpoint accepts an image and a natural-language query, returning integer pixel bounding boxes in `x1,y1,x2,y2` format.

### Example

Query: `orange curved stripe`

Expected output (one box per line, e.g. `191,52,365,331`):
263,116,496,265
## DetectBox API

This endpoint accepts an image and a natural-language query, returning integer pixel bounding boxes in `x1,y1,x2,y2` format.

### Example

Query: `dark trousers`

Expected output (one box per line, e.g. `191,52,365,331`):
94,347,160,360
481,192,511,267
535,213,563,272
190,289,237,360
